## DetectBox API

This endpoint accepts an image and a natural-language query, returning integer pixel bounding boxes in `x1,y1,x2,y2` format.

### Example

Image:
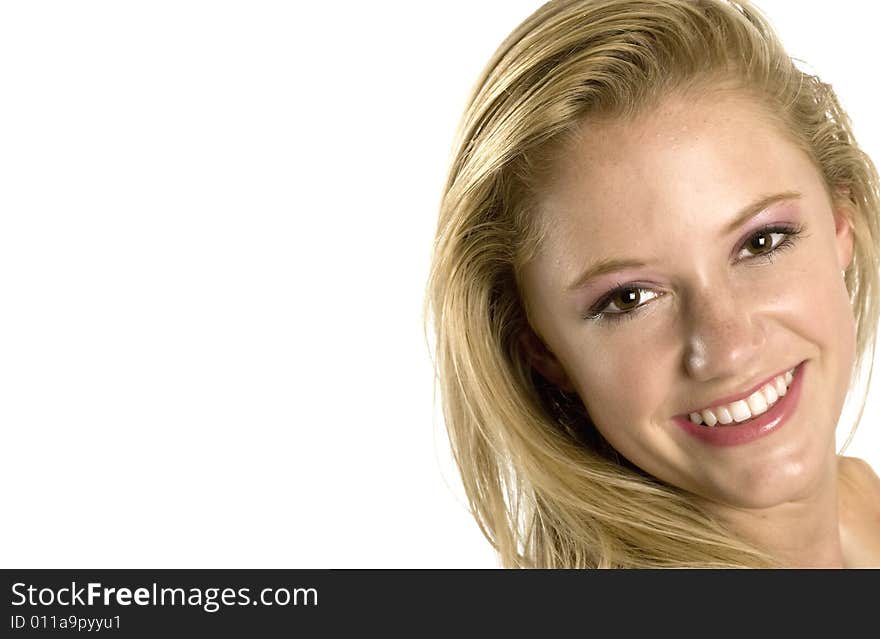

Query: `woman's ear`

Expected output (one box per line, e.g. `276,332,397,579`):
519,328,575,392
832,187,856,272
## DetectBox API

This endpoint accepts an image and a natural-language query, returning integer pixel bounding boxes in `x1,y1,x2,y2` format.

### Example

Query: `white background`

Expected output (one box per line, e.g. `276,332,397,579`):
0,1,877,568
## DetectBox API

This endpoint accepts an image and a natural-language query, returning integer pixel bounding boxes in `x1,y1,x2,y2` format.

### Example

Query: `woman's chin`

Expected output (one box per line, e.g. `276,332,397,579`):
693,453,834,511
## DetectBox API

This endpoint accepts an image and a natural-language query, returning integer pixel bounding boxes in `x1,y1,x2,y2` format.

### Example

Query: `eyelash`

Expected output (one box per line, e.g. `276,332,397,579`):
584,223,806,325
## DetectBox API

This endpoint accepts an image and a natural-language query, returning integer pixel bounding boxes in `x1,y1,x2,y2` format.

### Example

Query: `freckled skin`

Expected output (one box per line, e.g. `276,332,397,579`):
520,90,856,519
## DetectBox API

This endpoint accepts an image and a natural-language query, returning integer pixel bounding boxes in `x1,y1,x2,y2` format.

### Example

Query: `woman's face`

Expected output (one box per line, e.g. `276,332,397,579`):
520,89,856,511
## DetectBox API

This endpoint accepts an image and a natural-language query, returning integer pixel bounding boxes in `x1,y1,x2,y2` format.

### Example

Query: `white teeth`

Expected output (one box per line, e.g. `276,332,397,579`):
747,390,769,416
686,366,798,427
774,377,787,397
730,400,752,422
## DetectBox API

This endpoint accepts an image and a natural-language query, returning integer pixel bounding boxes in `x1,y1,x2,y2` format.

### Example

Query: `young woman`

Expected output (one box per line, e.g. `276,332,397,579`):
426,0,880,568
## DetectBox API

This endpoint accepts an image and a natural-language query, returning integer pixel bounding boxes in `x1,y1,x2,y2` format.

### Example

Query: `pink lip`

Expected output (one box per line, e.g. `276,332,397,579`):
673,361,805,447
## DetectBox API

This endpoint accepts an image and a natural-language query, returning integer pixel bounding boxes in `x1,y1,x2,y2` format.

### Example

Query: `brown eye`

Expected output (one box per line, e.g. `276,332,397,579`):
745,232,773,255
736,224,804,264
587,286,662,322
612,288,641,311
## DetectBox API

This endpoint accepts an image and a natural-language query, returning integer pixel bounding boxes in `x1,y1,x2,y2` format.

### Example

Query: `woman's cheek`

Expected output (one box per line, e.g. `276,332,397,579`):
573,347,660,432
778,250,856,422
798,251,854,350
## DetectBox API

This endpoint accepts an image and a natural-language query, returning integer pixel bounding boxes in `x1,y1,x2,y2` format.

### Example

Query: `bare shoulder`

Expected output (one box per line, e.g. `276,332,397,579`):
839,455,880,492
838,455,880,568
838,456,880,510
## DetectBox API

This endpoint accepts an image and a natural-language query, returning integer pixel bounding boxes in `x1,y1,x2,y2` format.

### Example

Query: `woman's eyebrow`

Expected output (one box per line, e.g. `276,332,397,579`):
565,190,803,292
565,257,651,292
722,190,802,234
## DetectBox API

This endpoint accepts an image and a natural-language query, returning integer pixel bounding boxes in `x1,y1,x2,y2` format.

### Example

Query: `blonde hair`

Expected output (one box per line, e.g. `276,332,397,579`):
426,0,880,568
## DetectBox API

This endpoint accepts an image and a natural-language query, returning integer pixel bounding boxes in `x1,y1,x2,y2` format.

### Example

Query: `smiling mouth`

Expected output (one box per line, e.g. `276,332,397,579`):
685,367,797,427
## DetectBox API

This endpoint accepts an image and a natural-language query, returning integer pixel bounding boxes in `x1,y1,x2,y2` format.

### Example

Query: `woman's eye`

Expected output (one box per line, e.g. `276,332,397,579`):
591,287,659,318
740,230,788,258
609,288,643,312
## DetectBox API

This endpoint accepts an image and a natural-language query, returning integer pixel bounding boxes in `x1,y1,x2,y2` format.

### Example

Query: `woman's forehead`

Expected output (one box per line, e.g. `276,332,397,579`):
532,91,817,250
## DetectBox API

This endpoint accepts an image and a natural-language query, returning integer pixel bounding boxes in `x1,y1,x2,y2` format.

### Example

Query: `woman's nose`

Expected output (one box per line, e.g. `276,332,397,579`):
682,284,767,382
